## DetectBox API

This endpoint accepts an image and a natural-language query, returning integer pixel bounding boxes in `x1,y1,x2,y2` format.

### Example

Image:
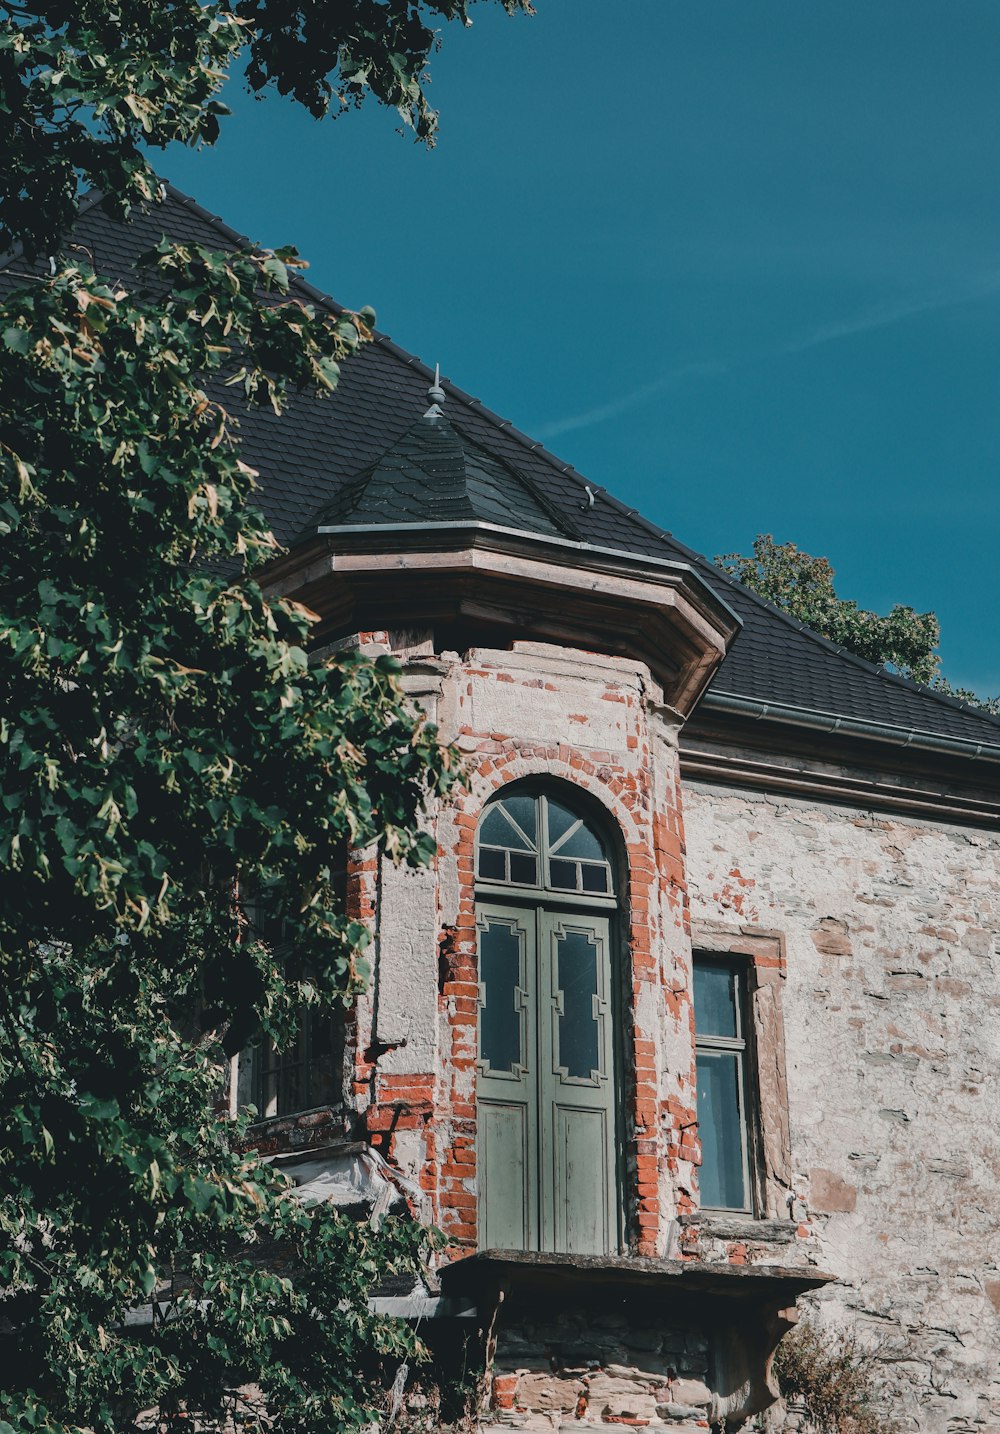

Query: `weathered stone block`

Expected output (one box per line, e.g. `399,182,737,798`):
668,1379,711,1408
811,917,852,956
587,1374,660,1420
515,1372,584,1413
622,1329,663,1353
605,1360,673,1385
809,1168,858,1213
556,1343,630,1368
497,1331,544,1357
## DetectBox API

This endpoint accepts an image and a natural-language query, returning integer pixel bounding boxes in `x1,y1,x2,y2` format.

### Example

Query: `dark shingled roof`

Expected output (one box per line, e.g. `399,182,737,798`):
8,182,1000,751
306,410,572,541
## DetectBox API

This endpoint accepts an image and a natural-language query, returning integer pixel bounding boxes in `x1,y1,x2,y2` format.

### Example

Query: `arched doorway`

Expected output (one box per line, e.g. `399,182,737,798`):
474,787,622,1255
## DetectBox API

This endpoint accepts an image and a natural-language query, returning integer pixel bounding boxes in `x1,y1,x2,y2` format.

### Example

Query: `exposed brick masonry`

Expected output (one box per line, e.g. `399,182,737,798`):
347,641,699,1261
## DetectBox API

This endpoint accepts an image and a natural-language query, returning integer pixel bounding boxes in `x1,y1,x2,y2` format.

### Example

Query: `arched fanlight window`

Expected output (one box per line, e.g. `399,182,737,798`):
476,791,615,897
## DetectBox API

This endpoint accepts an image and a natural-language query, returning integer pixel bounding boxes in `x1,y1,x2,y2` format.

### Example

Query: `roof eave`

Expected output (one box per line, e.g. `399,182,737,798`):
264,520,741,717
308,517,743,640
698,689,1000,766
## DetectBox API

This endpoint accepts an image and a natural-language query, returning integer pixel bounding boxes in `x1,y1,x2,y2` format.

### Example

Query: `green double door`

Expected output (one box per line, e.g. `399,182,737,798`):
476,902,620,1255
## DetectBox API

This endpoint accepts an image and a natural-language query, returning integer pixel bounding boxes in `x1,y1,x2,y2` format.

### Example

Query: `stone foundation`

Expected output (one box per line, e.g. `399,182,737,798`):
490,1304,711,1432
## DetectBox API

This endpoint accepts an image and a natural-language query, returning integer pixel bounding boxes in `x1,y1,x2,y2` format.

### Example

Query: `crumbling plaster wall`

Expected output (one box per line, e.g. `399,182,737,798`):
349,639,699,1258
683,781,1000,1434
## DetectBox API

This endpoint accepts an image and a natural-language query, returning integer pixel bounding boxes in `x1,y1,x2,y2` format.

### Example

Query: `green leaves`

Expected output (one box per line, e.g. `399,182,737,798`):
0,248,458,947
0,0,534,259
0,226,457,1434
718,534,942,687
3,325,31,354
0,0,247,257
0,0,535,1422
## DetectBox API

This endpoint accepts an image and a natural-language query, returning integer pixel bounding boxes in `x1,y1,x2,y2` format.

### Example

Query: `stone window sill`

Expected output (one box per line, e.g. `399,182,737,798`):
679,1213,800,1245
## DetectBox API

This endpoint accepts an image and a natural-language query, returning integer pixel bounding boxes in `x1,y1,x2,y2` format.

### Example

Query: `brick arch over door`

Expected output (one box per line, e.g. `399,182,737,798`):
435,752,695,1259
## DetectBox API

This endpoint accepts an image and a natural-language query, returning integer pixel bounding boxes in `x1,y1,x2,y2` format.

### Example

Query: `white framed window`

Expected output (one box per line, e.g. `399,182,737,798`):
476,789,614,899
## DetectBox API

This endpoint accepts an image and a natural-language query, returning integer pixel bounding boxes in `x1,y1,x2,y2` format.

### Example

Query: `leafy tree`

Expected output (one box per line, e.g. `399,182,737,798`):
0,2,531,1428
1,0,533,259
716,534,998,713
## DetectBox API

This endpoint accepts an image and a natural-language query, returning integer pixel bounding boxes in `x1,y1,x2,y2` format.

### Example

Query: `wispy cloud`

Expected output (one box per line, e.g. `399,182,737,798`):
535,360,727,441
777,268,1000,354
534,270,1000,442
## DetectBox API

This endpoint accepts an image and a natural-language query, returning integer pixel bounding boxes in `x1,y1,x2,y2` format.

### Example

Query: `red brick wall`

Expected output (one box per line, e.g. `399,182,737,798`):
347,648,698,1258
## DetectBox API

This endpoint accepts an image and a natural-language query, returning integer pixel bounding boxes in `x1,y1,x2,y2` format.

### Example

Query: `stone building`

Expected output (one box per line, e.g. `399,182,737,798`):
74,187,1000,1432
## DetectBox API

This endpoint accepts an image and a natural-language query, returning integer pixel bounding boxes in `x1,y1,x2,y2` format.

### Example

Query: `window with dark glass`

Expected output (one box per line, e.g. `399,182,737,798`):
693,956,754,1212
478,915,525,1074
476,792,613,896
253,1008,344,1119
242,877,346,1120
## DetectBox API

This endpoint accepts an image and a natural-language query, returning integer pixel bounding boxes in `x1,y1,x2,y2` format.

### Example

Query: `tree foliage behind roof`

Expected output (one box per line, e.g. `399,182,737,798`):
716,533,998,714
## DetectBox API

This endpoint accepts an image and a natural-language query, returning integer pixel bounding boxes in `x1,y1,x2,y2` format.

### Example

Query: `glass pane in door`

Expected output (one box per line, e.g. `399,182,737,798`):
480,919,523,1073
554,927,601,1080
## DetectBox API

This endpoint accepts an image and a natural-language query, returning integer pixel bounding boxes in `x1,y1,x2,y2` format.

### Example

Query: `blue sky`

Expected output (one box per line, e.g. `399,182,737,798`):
164,0,1000,696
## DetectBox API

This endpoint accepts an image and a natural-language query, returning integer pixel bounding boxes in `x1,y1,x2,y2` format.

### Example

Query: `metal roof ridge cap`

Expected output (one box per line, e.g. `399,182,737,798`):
700,689,1000,763
162,181,269,257
162,180,355,319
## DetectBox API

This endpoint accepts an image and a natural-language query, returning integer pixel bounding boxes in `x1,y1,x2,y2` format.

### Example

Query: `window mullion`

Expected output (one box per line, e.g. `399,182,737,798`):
539,794,551,887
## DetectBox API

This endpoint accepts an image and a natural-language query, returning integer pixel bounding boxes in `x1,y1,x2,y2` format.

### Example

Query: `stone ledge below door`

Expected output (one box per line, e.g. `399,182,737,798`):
439,1248,832,1303
440,1250,835,1429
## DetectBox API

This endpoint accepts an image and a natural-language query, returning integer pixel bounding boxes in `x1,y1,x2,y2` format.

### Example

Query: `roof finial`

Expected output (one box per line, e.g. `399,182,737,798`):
424,362,446,419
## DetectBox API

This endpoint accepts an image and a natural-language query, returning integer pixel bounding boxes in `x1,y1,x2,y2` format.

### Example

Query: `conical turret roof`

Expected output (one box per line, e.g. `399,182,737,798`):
306,410,575,540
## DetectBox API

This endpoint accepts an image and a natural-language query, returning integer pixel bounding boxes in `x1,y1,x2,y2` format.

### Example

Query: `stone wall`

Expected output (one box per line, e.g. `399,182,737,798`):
347,639,698,1260
491,1299,711,1433
682,782,1000,1434
245,622,1000,1432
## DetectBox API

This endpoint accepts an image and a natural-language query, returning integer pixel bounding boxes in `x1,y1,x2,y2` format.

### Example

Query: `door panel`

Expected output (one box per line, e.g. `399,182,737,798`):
551,1104,612,1254
539,913,617,1255
476,905,618,1255
478,1101,532,1249
551,923,605,1083
476,905,537,1249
